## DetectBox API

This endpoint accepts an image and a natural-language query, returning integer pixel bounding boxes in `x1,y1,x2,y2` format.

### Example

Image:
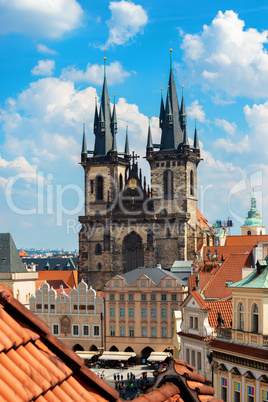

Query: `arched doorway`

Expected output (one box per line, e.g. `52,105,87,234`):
73,344,84,352
122,231,144,272
125,346,134,353
109,345,119,351
141,346,154,364
90,344,98,351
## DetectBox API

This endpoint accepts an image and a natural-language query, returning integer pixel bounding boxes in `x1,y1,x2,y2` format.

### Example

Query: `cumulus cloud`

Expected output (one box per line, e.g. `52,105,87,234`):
0,0,83,38
243,101,268,160
31,60,55,76
214,135,250,154
37,44,57,55
187,100,206,123
101,0,148,49
214,118,237,135
180,10,268,99
61,61,131,85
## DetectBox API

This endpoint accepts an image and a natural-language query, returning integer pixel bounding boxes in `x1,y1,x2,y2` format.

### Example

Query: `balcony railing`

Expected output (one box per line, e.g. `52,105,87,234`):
217,327,232,340
217,328,268,347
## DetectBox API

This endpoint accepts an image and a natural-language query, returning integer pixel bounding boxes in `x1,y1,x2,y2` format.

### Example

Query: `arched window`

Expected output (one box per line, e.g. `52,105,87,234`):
95,243,102,255
238,302,244,330
190,170,194,196
163,170,173,199
96,176,104,200
119,174,123,191
97,263,102,270
247,230,251,235
252,303,259,333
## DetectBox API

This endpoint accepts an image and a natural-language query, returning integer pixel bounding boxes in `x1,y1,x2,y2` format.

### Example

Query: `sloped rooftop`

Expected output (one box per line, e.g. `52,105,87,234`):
113,267,187,286
202,253,252,299
0,284,120,402
0,233,27,273
226,235,268,246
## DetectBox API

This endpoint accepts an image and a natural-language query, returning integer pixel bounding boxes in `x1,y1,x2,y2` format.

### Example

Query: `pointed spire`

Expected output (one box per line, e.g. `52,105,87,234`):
124,125,130,157
81,122,87,154
93,55,113,156
93,95,98,135
194,119,200,150
159,48,183,150
111,92,117,134
147,116,153,149
182,126,189,147
159,86,165,128
104,52,107,78
111,118,117,152
180,85,186,126
170,43,173,70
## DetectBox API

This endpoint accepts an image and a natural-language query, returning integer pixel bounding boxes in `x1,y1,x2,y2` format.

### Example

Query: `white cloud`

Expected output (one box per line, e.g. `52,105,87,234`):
0,0,83,39
37,44,57,55
101,0,148,49
214,135,250,154
187,100,206,123
31,60,55,76
214,118,237,135
180,10,268,99
61,61,130,85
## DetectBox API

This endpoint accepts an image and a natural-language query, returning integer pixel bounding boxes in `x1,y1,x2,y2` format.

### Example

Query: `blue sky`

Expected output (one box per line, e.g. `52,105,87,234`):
1,0,268,250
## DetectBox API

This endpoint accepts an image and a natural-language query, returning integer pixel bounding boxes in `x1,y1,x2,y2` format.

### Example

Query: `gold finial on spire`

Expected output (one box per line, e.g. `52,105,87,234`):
170,41,172,52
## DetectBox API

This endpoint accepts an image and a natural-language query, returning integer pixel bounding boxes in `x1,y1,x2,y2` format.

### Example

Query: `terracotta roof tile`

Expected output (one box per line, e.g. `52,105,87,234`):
203,245,253,262
0,284,121,402
37,270,78,289
226,234,268,246
202,253,252,299
205,298,232,331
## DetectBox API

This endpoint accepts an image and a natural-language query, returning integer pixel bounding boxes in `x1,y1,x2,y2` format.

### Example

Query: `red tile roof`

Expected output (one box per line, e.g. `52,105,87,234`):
189,273,215,293
192,291,207,308
202,253,252,299
19,249,29,257
37,270,78,289
139,359,223,402
205,297,232,331
203,245,253,262
182,291,232,333
226,235,268,246
0,284,121,402
0,284,221,402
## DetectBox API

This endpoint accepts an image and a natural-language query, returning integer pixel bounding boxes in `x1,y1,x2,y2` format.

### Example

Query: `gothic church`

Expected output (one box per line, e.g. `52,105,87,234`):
78,51,202,290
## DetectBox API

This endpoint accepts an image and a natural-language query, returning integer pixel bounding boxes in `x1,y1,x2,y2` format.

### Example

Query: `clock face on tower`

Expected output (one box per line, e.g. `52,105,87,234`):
129,178,137,190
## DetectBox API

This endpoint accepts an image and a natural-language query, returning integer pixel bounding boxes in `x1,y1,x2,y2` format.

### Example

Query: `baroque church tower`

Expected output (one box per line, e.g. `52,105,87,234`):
78,52,201,290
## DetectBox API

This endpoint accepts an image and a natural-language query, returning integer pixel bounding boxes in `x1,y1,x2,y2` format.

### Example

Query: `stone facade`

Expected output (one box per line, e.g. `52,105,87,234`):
30,280,104,352
78,56,203,291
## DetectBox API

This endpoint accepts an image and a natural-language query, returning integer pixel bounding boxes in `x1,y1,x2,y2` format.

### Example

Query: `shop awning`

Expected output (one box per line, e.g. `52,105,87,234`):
147,352,171,362
99,351,136,361
75,351,99,359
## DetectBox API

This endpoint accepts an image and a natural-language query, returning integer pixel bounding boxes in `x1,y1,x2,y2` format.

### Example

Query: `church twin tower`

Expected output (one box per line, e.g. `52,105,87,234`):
78,52,201,290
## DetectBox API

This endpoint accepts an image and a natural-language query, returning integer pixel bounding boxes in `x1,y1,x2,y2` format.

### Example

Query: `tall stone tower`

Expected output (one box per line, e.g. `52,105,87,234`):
146,48,201,263
78,52,202,290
